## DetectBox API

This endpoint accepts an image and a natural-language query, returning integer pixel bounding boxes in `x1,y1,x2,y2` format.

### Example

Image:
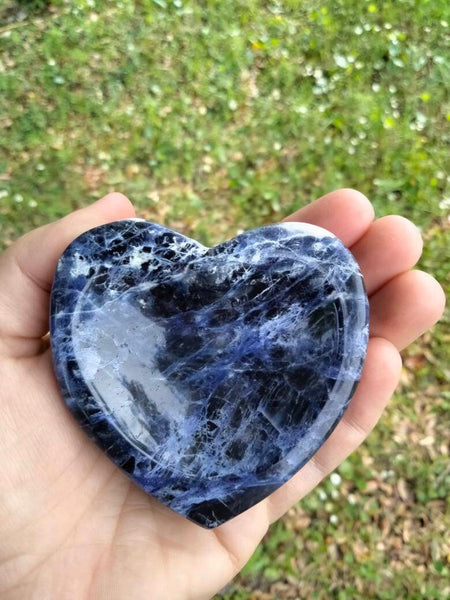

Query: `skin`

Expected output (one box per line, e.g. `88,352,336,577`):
0,189,445,600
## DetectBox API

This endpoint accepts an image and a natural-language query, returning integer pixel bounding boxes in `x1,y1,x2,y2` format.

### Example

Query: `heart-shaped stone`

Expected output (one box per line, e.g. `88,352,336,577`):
50,220,368,528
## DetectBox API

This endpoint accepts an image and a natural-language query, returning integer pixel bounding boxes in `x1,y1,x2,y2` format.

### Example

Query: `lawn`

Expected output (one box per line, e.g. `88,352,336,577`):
1,0,449,598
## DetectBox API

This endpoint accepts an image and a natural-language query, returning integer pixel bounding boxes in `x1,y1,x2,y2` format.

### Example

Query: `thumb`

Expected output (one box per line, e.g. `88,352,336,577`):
0,193,135,358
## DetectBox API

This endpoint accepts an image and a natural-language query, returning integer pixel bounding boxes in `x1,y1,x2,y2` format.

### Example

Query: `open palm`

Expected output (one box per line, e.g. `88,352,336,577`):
0,189,444,600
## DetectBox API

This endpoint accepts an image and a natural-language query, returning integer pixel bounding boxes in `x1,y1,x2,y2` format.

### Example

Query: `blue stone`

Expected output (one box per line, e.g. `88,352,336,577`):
50,220,368,528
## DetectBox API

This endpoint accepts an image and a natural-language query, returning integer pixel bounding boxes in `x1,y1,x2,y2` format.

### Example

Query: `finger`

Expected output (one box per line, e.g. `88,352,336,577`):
283,188,375,247
0,193,135,358
369,270,446,350
266,337,402,523
351,216,423,296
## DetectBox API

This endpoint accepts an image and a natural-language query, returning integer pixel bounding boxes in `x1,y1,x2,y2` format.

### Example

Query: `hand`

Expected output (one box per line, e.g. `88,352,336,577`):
0,190,444,600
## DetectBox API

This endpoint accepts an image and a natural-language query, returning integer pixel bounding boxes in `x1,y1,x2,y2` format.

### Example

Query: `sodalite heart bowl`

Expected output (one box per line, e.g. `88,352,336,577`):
50,219,369,528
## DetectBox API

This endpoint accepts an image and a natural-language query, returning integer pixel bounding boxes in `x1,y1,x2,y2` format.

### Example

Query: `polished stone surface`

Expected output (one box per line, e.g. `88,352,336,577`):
50,219,368,528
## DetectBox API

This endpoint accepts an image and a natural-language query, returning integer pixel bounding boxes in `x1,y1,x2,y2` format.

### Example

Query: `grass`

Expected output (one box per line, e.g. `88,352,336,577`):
1,1,449,598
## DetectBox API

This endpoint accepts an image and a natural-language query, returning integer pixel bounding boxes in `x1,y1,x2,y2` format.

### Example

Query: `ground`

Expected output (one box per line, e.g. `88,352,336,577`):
0,1,449,598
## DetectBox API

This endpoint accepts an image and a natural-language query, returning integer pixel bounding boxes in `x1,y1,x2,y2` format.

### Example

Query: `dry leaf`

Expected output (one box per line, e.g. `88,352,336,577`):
397,479,413,502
